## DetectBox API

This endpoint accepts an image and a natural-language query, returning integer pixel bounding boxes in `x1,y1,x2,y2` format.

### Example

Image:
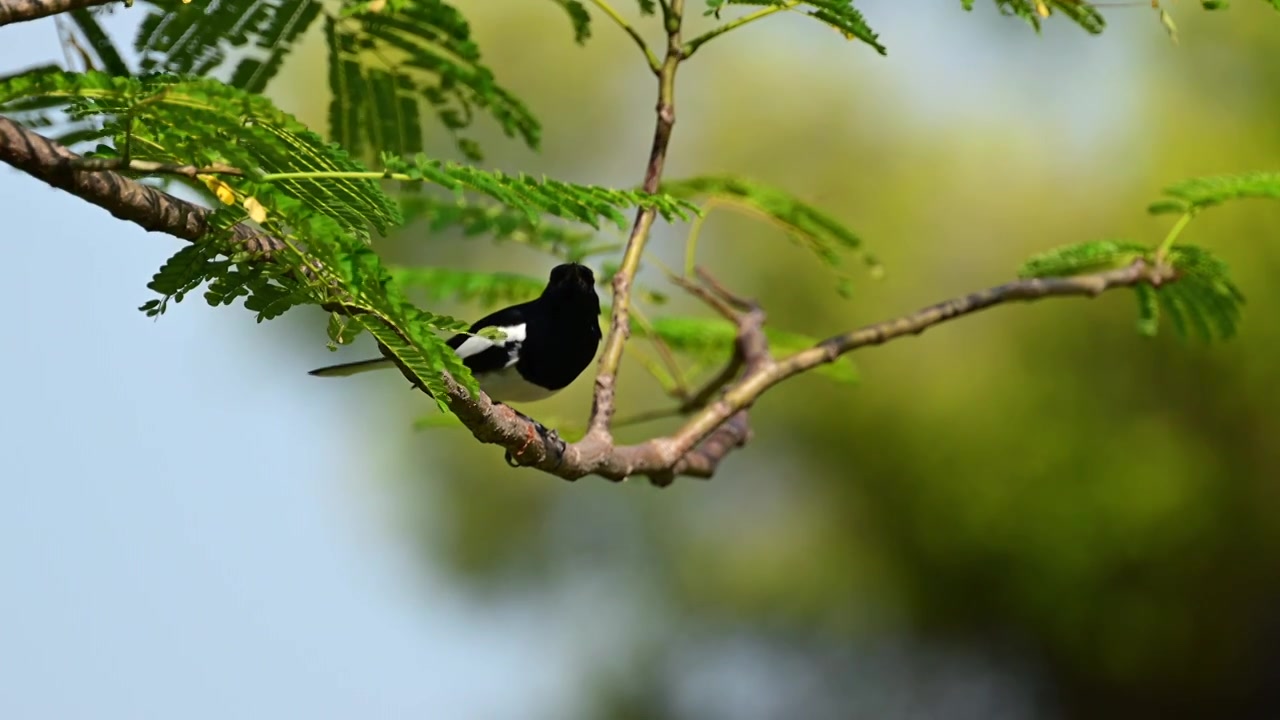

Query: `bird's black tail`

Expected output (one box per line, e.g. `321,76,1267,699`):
308,357,394,377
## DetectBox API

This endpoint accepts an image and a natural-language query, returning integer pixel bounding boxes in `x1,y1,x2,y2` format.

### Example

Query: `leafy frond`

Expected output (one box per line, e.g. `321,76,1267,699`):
327,0,539,162
135,0,323,94
1148,171,1280,215
0,68,500,400
704,1,886,54
400,194,597,259
66,7,130,76
1020,240,1244,341
390,266,547,308
663,175,877,295
1019,239,1148,278
548,0,593,43
966,0,1105,33
639,316,859,383
0,69,403,240
383,154,698,230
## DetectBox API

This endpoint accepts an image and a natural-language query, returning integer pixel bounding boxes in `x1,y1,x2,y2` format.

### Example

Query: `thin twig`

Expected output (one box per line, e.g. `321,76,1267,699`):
663,260,1178,460
682,0,798,58
0,0,113,26
583,0,685,443
630,303,690,399
588,0,662,73
71,157,247,178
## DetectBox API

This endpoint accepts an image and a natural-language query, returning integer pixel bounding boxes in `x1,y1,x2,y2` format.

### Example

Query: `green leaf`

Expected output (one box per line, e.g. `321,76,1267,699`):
1020,240,1244,342
399,194,596,259
390,267,547,307
982,0,1105,34
1019,239,1148,278
0,69,403,240
386,154,698,230
705,1,886,54
639,316,859,384
326,0,540,162
68,7,131,76
135,0,323,94
663,174,878,292
548,0,593,42
1148,171,1280,214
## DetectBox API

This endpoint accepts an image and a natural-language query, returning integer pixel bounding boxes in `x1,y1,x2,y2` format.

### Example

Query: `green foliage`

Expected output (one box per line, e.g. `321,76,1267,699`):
703,1,885,54
399,195,596,260
640,316,859,383
663,175,877,295
961,0,1105,33
67,7,130,76
327,0,539,162
390,266,548,308
383,154,698,229
1148,171,1280,214
0,69,402,239
1020,240,1245,341
136,0,322,93
548,0,593,43
1019,239,1148,278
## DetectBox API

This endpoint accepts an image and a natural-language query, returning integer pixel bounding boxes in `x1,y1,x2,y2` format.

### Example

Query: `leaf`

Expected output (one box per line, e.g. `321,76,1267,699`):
662,174,878,291
390,266,547,307
639,316,859,384
0,69,403,240
399,194,596,259
976,0,1105,33
1019,239,1148,278
326,0,540,162
548,0,593,43
1020,240,1244,342
135,0,323,94
386,154,698,230
705,1,886,54
67,8,131,76
1148,171,1280,214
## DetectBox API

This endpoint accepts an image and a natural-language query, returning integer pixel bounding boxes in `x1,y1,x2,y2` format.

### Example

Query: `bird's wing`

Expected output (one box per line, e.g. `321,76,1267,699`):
447,303,529,374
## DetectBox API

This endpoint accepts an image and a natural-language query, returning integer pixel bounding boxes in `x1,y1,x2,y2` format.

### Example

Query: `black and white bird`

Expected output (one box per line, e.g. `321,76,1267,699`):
309,263,603,407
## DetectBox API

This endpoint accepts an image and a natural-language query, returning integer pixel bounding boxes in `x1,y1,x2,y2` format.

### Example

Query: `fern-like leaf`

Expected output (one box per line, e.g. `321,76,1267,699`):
66,7,131,76
1148,171,1280,215
135,0,322,94
327,0,539,162
0,69,403,240
548,0,593,43
399,195,596,260
1019,239,1148,278
1021,240,1244,341
391,267,548,308
386,154,697,230
705,1,885,54
663,174,877,294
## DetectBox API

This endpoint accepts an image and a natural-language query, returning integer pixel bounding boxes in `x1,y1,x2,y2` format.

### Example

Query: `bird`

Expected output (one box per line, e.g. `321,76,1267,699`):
309,262,602,430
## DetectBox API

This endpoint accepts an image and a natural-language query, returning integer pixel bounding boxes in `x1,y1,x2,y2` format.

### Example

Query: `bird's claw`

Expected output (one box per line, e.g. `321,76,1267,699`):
503,417,566,470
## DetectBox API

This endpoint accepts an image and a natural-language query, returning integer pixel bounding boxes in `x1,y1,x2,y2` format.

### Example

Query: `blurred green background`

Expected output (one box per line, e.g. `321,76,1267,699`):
284,2,1280,718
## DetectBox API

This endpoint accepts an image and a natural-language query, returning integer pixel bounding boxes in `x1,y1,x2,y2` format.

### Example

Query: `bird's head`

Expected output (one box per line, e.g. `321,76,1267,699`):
543,263,600,311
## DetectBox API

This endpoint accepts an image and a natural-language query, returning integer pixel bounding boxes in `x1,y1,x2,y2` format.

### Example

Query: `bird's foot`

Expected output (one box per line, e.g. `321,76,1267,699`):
500,404,566,469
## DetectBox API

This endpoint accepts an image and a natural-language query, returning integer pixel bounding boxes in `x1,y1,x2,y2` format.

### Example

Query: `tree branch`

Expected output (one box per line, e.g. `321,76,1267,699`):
0,0,114,26
583,0,685,447
0,116,280,253
0,116,1181,487
658,260,1178,462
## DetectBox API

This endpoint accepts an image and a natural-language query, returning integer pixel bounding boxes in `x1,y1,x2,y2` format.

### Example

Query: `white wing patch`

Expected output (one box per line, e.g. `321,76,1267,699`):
454,323,526,365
